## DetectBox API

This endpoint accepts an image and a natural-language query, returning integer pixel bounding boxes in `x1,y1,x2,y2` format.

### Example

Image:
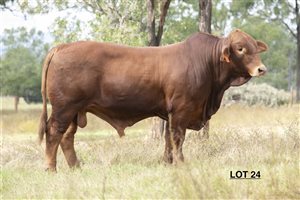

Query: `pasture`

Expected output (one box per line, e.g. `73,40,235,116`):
1,97,299,199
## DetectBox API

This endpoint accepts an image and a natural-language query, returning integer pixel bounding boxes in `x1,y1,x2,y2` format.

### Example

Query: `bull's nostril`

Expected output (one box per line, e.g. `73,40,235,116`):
258,66,267,74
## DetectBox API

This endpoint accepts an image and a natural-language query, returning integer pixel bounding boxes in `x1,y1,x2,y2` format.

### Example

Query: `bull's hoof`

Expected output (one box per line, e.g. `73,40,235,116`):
45,167,57,172
69,160,81,170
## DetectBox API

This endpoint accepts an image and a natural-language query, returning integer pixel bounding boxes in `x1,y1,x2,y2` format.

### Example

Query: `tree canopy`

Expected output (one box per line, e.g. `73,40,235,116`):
0,27,49,103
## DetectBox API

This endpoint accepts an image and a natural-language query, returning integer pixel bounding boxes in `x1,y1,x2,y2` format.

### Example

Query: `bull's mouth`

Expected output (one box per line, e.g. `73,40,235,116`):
249,71,266,77
231,74,252,86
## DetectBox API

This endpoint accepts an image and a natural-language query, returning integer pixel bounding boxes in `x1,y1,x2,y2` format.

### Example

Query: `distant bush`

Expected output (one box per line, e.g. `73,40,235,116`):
223,83,290,107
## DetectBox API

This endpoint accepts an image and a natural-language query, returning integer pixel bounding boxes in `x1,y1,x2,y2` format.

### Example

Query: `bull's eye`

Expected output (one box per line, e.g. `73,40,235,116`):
237,47,245,54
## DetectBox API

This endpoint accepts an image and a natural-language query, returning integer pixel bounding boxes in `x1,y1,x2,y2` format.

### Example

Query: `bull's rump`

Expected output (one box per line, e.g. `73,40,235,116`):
46,41,178,119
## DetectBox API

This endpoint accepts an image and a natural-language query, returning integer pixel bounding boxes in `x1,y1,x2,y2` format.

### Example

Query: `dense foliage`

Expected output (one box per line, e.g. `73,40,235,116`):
0,27,49,103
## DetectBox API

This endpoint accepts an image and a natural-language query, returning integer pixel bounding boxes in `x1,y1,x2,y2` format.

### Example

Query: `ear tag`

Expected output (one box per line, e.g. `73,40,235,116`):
224,56,230,63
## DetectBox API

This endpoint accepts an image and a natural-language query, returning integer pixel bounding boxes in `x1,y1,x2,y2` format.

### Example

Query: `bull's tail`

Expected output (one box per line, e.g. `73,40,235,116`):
38,47,57,144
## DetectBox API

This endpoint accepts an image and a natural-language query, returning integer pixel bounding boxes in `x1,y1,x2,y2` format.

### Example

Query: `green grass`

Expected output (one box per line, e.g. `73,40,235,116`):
1,97,300,199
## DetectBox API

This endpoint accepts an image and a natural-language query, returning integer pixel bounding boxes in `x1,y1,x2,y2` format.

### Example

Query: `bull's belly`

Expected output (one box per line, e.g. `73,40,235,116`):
85,99,166,130
187,121,206,131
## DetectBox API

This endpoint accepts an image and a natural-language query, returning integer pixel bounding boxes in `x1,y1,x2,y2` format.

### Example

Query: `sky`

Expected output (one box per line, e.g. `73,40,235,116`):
0,2,93,43
1,11,56,41
1,4,68,44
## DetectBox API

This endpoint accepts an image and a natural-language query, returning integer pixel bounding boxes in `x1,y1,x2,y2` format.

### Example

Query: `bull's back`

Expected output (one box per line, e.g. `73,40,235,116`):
46,41,179,112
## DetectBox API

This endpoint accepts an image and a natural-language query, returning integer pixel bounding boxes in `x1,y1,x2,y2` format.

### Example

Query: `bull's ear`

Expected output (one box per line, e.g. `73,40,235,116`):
257,40,268,53
220,39,231,63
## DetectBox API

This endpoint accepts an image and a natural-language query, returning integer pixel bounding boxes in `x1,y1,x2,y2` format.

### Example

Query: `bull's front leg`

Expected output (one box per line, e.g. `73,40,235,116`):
163,121,173,163
170,125,186,164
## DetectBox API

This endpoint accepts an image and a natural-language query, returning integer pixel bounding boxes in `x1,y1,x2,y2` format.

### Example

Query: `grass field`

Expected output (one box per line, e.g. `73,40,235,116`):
1,97,300,199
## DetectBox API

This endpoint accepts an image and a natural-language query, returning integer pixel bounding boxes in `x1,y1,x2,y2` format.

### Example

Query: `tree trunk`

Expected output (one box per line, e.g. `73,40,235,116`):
147,0,157,46
296,0,300,102
297,34,300,103
147,0,171,46
147,0,171,137
156,0,171,45
198,0,212,138
199,0,212,34
14,96,19,112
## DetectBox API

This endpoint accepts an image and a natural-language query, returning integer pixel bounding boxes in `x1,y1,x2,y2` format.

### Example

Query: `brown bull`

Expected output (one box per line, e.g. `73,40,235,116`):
38,29,268,171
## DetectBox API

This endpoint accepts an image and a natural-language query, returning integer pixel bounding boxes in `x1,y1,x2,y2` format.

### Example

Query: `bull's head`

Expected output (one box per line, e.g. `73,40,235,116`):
220,29,268,85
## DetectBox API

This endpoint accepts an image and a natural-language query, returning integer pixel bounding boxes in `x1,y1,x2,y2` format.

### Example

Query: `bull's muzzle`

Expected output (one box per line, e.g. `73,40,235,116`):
250,65,267,77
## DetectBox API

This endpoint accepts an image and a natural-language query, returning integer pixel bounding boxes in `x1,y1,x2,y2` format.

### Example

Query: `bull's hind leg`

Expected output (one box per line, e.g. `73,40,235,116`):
60,121,80,168
45,118,64,171
45,109,76,171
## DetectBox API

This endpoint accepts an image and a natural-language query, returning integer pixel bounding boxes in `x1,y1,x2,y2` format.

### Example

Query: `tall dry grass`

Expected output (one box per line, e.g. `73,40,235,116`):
1,97,299,199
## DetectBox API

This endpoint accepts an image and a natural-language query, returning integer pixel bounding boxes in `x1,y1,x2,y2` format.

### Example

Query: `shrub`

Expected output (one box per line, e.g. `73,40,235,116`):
223,83,290,107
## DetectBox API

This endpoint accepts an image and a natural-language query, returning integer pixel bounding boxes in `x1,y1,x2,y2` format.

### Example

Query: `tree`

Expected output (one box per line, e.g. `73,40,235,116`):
0,27,48,111
162,0,199,44
147,0,171,46
199,0,212,33
211,0,230,35
147,0,171,138
198,0,212,139
16,0,202,46
18,0,148,46
296,0,300,102
0,0,14,11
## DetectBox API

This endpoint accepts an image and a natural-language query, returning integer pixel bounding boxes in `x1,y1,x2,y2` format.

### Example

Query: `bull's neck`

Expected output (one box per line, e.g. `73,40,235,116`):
212,38,233,89
185,34,232,91
185,34,233,120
